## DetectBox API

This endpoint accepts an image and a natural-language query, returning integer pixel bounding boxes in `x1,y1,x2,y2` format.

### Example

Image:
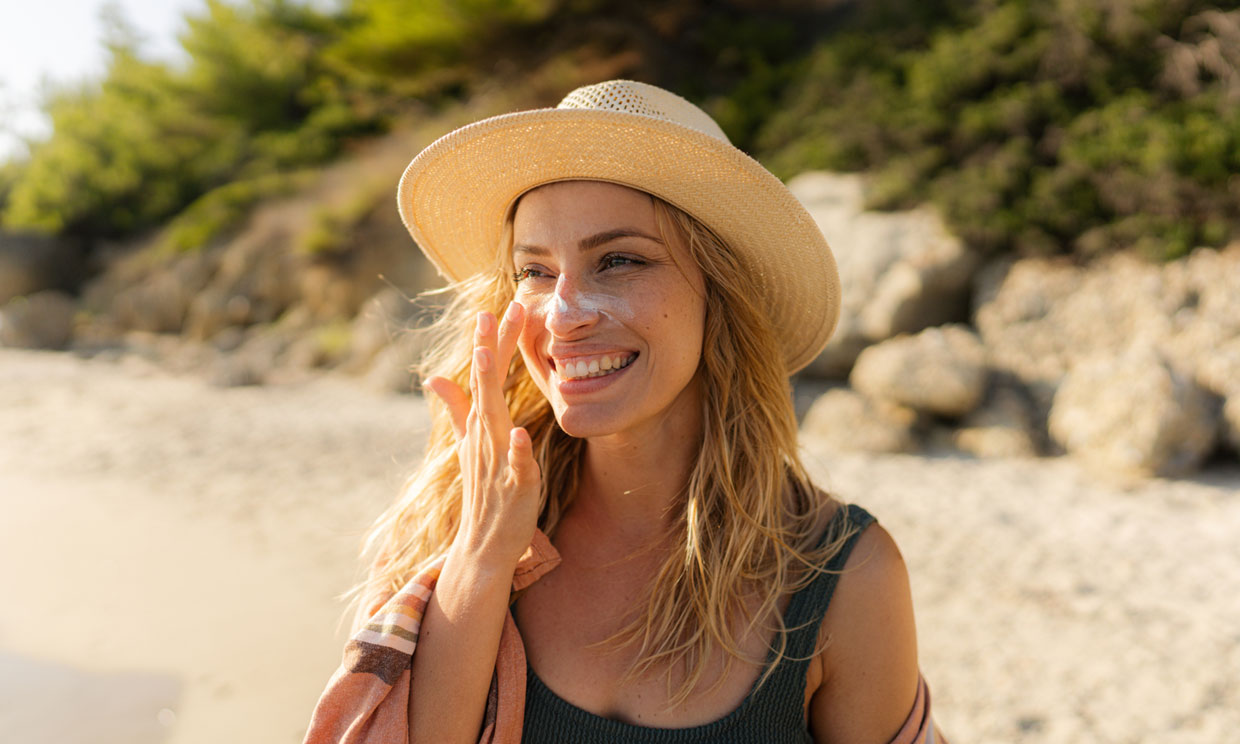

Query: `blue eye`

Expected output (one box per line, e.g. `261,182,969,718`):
513,266,550,284
600,254,642,270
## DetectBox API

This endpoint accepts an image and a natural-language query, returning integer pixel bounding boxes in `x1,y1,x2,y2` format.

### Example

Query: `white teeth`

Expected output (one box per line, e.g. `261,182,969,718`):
558,353,635,380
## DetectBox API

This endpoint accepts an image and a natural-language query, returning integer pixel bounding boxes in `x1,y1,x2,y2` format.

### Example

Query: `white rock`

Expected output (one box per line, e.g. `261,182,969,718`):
788,172,977,378
1049,347,1219,478
800,387,921,453
955,381,1041,458
1223,395,1240,456
977,246,1240,400
850,325,989,417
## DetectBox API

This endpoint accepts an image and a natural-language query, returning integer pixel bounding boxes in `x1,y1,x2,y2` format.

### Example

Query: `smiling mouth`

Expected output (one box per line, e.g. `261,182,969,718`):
554,352,638,381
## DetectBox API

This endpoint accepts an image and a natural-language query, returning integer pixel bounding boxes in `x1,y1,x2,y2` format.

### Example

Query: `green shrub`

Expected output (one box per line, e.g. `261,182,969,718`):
9,0,1239,267
753,0,1240,261
2,0,375,240
159,171,313,254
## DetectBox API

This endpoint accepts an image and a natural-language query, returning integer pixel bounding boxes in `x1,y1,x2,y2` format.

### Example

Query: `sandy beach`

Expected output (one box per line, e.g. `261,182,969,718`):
1,347,1237,743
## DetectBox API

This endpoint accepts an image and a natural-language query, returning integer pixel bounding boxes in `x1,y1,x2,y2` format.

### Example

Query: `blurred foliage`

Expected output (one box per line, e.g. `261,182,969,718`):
0,0,828,253
0,161,17,213
690,13,811,150
3,0,1238,263
751,0,1240,260
300,178,388,256
159,170,314,254
313,318,354,362
326,0,552,95
2,0,378,242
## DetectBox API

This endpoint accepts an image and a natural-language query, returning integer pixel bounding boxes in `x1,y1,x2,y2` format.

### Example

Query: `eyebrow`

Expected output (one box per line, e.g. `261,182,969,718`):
513,228,664,256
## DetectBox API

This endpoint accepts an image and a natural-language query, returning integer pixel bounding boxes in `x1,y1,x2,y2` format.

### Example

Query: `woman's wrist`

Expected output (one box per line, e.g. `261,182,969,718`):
445,535,523,586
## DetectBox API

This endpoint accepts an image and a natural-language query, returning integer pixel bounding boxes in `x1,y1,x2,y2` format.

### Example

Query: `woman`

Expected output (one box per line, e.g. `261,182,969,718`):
305,80,942,743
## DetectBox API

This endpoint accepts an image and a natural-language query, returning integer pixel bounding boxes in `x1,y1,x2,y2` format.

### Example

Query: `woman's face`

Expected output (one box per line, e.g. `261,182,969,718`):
511,181,707,440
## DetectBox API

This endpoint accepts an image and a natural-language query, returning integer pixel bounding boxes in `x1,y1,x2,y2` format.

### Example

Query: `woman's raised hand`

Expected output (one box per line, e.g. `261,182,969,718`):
423,301,541,570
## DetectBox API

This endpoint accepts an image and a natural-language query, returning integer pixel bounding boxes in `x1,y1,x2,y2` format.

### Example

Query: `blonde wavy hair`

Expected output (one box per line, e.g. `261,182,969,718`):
349,185,856,707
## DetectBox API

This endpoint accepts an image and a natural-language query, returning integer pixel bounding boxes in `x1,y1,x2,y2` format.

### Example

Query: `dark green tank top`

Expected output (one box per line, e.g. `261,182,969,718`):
520,504,876,743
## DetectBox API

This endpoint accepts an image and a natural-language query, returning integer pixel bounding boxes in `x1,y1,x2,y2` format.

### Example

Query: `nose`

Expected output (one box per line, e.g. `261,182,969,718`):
544,274,600,335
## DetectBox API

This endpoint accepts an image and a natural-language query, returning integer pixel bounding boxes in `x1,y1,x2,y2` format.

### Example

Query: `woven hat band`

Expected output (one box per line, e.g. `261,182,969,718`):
556,80,730,143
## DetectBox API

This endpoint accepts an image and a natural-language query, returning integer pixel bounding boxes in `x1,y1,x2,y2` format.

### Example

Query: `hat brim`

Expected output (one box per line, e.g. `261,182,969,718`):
397,108,840,373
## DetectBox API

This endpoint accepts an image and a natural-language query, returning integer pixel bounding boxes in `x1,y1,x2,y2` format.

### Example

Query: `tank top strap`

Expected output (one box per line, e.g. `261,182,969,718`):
773,503,877,667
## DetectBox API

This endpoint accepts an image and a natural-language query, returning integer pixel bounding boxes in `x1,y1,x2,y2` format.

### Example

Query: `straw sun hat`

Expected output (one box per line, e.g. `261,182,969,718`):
397,79,840,373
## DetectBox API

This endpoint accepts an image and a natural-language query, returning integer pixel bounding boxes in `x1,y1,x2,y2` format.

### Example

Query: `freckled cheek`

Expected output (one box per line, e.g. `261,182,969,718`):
637,285,701,329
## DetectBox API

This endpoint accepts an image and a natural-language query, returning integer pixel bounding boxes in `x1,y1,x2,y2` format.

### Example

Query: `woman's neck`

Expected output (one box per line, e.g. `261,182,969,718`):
570,380,703,548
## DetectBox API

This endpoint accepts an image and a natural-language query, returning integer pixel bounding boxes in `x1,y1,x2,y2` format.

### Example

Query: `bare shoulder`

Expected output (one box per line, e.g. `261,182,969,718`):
808,521,920,744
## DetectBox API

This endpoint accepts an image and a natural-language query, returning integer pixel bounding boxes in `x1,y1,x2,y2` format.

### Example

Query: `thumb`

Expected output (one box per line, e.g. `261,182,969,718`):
507,426,540,488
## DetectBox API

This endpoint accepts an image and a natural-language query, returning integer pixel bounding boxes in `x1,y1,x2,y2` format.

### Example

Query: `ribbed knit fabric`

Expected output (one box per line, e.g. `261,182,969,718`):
520,504,877,743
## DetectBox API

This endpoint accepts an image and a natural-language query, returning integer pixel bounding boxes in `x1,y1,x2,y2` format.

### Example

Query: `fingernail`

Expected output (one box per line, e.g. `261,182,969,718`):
475,347,490,372
477,312,493,335
504,302,520,321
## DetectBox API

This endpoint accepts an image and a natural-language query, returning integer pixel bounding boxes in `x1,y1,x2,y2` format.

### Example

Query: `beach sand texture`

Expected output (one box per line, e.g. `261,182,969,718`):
1,348,1236,743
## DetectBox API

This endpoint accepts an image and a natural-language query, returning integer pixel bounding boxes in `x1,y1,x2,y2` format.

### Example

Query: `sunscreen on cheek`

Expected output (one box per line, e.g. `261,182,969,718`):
584,292,634,322
568,281,634,321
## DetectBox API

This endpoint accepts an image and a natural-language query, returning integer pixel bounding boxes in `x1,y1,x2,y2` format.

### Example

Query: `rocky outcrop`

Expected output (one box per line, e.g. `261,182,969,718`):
800,386,921,453
975,246,1240,410
1048,347,1219,479
849,324,988,418
110,254,215,334
0,290,77,350
363,332,426,394
341,288,424,373
1158,247,1240,402
75,127,440,352
954,376,1041,459
0,233,84,305
799,234,1240,475
1224,396,1240,455
789,172,980,378
183,209,307,340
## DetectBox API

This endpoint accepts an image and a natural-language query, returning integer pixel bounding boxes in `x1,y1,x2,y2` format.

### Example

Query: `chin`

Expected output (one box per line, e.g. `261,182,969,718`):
551,406,618,439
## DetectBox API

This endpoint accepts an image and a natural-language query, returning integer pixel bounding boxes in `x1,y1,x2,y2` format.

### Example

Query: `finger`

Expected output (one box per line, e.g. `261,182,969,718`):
473,344,511,442
423,375,469,440
507,427,540,488
469,313,493,434
495,301,524,374
473,329,514,444
474,310,497,354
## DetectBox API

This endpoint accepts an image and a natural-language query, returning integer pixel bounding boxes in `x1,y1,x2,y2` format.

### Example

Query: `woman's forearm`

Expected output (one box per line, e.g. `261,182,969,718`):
407,307,541,742
407,545,517,744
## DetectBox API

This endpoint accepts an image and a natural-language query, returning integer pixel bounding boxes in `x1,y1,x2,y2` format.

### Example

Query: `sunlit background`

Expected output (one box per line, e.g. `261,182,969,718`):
1,1,1238,742
0,0,202,160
